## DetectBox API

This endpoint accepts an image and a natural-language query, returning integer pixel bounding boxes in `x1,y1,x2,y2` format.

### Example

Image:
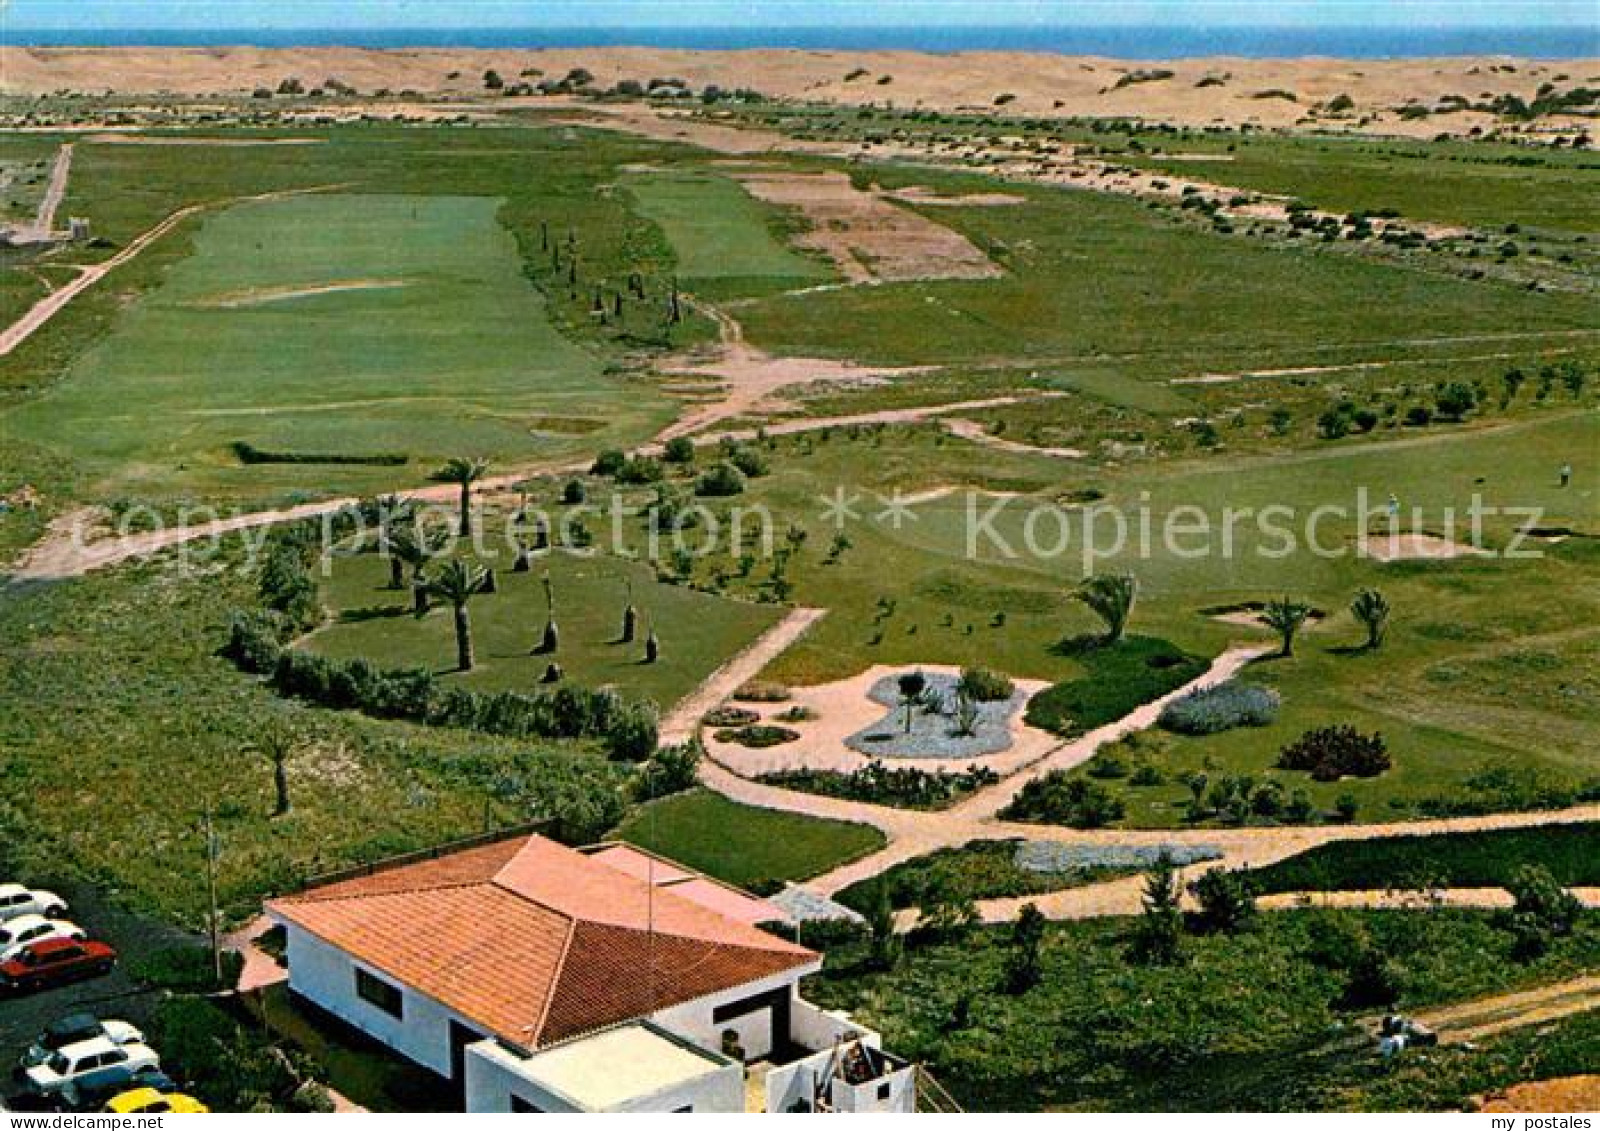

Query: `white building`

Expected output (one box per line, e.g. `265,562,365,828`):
266,833,916,1113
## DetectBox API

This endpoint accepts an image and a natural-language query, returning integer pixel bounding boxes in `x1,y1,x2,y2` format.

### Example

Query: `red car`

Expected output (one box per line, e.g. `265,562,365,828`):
0,937,116,994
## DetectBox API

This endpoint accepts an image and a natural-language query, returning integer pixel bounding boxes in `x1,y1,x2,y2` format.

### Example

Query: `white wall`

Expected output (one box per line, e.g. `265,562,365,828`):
463,1040,743,1113
280,923,485,1080
649,964,817,1062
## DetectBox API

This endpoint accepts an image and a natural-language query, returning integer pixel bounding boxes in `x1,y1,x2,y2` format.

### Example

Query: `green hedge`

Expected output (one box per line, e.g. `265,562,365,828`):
233,441,408,467
1025,636,1207,737
1249,823,1600,894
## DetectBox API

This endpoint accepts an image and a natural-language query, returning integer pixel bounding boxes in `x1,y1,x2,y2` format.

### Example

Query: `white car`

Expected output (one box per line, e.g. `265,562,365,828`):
0,884,68,922
22,1037,161,1099
21,1014,145,1071
0,915,86,963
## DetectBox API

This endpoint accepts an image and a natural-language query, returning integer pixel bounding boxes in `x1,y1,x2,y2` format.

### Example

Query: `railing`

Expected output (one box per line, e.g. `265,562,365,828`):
916,1067,965,1114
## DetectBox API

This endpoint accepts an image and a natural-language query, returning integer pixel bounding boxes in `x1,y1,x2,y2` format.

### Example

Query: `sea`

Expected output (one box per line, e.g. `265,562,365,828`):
0,25,1594,59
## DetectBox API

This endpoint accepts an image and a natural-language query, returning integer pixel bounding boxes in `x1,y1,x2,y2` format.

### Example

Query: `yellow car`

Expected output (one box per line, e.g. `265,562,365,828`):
103,1088,209,1114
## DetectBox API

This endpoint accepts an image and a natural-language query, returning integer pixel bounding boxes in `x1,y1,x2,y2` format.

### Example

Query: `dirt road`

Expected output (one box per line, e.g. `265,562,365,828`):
660,607,827,744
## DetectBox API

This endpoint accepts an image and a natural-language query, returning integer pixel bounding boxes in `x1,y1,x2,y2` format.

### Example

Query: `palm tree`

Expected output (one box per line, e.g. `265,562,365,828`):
375,496,417,589
390,523,452,611
897,670,927,734
430,457,489,537
620,578,637,643
1350,588,1390,651
421,559,490,671
536,572,559,655
250,722,300,818
1262,596,1312,657
1073,573,1137,644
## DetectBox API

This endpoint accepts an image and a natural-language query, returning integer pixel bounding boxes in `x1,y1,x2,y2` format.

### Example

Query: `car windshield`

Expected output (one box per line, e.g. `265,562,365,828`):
46,1052,71,1075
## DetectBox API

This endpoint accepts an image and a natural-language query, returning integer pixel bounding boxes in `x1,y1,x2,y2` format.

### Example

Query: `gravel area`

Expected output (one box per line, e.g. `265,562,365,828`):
1014,841,1224,874
846,672,1025,760
769,885,866,925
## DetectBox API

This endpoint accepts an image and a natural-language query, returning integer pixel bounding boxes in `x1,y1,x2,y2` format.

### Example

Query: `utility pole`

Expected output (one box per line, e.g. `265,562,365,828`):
203,804,222,987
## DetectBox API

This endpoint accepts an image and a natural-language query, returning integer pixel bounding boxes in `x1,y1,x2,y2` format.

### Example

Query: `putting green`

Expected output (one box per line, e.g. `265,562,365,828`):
3,193,671,501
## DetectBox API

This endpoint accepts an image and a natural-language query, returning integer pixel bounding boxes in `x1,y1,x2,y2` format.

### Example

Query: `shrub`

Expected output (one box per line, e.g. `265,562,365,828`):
561,479,586,505
1189,867,1257,933
1159,680,1280,735
703,705,760,728
131,945,244,992
1500,864,1583,958
1405,404,1434,426
224,609,288,673
608,701,661,761
735,680,791,702
695,461,747,497
1277,725,1390,781
635,740,702,800
1002,773,1126,828
663,436,696,464
616,454,665,484
715,724,800,748
957,666,1015,702
725,444,770,478
758,761,997,810
591,448,625,476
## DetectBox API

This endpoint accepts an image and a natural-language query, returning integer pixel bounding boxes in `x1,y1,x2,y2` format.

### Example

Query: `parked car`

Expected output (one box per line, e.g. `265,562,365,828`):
0,915,87,963
20,1014,145,1072
63,1067,178,1112
0,884,68,923
21,1036,161,1101
0,937,116,994
104,1088,209,1114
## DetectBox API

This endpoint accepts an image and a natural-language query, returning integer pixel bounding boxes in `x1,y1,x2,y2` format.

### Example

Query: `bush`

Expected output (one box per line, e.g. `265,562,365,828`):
591,448,625,476
1277,725,1390,781
663,436,696,464
715,724,800,748
635,740,702,801
1405,404,1434,426
616,454,665,484
1001,773,1126,828
1026,637,1206,738
725,444,770,478
608,701,661,761
561,479,586,505
1189,868,1257,933
695,461,747,497
735,680,791,702
759,761,997,810
958,666,1015,702
148,997,329,1112
130,945,244,992
1159,680,1280,735
703,705,760,727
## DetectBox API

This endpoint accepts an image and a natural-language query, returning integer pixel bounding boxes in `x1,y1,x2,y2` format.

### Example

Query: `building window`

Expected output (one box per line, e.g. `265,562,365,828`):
877,1082,892,1101
355,967,404,1018
510,1095,544,1113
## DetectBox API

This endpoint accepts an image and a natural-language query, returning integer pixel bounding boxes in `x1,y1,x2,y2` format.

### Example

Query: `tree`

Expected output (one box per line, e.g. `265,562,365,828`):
663,436,696,464
1073,573,1137,644
1189,867,1257,933
420,559,490,671
897,671,927,734
250,723,300,818
644,628,660,664
374,496,417,589
483,69,504,90
1502,864,1583,959
1004,903,1047,993
430,457,489,536
1262,595,1312,657
1435,381,1477,421
1350,588,1390,650
620,578,638,643
537,572,559,655
1130,855,1184,965
1500,366,1526,407
389,523,452,611
865,886,902,972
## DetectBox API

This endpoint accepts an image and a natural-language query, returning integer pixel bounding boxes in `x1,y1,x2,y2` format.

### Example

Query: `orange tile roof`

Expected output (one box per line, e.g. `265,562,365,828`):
268,834,817,1049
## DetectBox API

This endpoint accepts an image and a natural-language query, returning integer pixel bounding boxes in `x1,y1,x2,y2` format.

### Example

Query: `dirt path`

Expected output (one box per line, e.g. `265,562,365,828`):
1420,973,1600,1045
4,142,73,245
660,607,827,744
941,417,1087,459
0,181,351,357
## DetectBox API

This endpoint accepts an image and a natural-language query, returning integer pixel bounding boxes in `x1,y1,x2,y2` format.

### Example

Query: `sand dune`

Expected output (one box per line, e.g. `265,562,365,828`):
2,46,1594,134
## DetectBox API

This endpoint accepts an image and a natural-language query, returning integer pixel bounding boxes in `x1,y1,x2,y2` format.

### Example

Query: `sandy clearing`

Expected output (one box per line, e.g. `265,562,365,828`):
942,418,1087,459
196,278,411,308
1360,531,1493,561
1480,1075,1600,1114
732,169,1003,284
704,662,1062,779
883,186,1026,208
1,142,72,245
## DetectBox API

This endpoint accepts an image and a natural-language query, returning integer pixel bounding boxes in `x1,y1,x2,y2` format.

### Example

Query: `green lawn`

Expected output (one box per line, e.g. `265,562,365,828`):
731,169,1597,371
835,839,1134,912
309,541,784,710
622,166,833,292
2,192,670,501
611,788,886,894
1250,823,1600,893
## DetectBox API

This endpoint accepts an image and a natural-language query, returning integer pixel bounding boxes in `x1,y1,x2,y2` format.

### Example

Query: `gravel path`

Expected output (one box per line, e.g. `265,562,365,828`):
659,607,827,744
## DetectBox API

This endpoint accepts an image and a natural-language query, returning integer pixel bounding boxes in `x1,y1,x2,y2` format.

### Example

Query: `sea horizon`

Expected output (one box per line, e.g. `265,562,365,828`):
0,24,1594,60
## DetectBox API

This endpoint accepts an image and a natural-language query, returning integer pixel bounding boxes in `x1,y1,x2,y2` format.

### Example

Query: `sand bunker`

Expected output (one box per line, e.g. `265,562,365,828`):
943,418,1086,459
198,279,410,309
885,186,1026,208
732,170,1002,284
1360,532,1491,562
